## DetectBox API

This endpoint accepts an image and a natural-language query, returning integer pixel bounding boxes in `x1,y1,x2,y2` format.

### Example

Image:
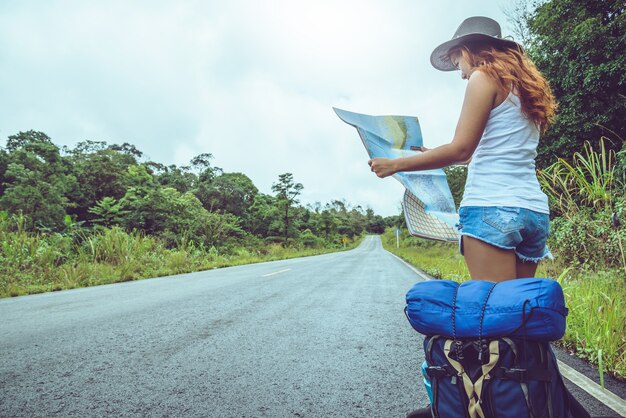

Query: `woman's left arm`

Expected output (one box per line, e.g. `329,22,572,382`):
369,71,497,177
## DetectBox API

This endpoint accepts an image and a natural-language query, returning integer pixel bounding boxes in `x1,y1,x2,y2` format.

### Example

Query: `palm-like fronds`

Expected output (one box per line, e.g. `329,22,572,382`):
539,137,618,215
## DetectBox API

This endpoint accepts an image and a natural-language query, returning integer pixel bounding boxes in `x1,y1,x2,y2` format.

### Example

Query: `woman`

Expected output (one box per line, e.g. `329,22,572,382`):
370,16,557,283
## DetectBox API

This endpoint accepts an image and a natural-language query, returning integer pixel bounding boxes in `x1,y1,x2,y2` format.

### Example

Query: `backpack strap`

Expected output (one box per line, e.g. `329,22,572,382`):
444,339,476,416
501,338,540,418
472,340,500,418
443,339,500,418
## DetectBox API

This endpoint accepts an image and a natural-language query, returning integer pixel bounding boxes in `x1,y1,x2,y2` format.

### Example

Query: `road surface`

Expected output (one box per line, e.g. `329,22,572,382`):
0,236,623,417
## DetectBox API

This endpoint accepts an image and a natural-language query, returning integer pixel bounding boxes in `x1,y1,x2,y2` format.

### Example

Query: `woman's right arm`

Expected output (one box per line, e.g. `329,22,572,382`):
369,71,496,177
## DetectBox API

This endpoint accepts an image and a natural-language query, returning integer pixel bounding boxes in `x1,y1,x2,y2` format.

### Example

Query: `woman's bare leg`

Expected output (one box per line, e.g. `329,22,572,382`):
462,236,517,282
516,258,539,279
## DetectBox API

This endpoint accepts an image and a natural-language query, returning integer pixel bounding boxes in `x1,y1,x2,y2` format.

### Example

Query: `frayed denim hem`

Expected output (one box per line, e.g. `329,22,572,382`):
460,233,554,263
516,249,554,263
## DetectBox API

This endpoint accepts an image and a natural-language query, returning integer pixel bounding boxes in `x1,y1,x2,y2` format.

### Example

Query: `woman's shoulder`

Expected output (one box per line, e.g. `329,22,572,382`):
465,70,502,108
468,70,499,90
468,70,509,109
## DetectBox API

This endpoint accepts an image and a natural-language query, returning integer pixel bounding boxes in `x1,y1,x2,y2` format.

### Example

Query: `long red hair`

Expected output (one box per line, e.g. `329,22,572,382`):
450,44,557,134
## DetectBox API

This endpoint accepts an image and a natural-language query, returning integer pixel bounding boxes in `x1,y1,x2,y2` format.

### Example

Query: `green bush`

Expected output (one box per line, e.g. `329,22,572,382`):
539,137,626,273
299,229,324,248
549,199,626,269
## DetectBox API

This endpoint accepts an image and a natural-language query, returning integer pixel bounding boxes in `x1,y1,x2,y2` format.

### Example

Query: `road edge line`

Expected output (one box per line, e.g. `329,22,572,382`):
557,359,626,417
385,250,432,282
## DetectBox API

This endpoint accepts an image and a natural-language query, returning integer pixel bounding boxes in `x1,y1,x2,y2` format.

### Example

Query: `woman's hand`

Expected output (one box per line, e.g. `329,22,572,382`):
368,158,398,178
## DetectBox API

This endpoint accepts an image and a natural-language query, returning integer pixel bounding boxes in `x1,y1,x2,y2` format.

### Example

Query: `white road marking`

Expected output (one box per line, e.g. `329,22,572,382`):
558,359,626,417
385,250,432,281
262,268,291,277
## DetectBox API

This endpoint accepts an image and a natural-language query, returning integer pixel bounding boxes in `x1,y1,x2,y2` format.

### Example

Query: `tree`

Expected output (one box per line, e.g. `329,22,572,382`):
444,165,468,208
522,0,625,167
195,172,258,216
120,183,216,245
64,141,140,222
0,131,77,230
150,163,196,194
319,207,339,238
196,211,245,248
108,142,144,159
124,164,154,190
0,148,8,197
325,199,356,238
245,193,281,238
346,206,367,238
191,153,222,183
271,173,303,244
367,215,386,234
502,0,535,46
384,214,405,229
88,197,130,227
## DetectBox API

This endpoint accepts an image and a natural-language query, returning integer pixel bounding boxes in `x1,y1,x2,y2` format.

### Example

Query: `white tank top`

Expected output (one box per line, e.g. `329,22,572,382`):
460,92,549,214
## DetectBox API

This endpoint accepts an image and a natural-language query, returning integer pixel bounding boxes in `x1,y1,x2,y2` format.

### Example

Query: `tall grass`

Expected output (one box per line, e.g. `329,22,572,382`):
539,137,617,215
538,137,626,275
0,214,363,298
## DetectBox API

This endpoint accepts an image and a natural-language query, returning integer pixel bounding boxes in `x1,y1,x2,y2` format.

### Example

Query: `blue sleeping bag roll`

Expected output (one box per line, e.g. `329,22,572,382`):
405,278,568,342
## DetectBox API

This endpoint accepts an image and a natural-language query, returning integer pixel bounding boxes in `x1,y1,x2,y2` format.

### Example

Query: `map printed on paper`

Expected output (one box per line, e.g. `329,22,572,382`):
333,107,460,242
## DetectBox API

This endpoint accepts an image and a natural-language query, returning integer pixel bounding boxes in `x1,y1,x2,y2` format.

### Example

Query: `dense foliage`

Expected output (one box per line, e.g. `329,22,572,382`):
522,0,625,168
443,165,467,208
0,130,390,251
539,138,626,272
515,0,626,273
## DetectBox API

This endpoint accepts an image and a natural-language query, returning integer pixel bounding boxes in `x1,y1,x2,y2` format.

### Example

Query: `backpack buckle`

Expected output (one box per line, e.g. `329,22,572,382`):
495,367,529,381
453,340,464,360
477,339,490,364
426,365,456,378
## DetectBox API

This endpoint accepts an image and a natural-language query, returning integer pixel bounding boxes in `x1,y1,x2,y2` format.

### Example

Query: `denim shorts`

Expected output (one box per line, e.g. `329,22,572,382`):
457,206,552,262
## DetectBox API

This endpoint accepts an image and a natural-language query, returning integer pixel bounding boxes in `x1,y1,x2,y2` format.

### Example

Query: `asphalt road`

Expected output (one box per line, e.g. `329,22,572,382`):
0,236,623,417
0,236,425,417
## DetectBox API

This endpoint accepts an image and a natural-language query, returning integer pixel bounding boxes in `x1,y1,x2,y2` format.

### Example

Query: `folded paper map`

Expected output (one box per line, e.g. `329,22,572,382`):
333,107,460,242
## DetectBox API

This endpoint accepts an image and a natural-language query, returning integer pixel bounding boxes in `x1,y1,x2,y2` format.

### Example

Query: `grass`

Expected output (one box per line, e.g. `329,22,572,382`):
539,138,617,215
0,218,363,298
382,228,626,380
556,269,626,379
387,236,470,283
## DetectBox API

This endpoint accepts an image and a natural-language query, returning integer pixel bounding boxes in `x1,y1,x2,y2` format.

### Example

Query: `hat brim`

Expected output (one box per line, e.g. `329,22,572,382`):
430,33,522,71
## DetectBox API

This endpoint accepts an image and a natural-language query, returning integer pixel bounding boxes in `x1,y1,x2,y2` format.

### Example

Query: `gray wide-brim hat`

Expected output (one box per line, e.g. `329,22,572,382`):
430,16,523,71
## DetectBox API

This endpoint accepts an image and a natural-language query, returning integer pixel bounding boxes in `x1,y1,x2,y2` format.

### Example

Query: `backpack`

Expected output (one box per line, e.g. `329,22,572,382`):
405,279,589,418
423,335,581,418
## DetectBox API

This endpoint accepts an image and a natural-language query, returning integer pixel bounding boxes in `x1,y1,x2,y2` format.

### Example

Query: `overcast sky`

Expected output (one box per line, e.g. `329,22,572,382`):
0,0,517,217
